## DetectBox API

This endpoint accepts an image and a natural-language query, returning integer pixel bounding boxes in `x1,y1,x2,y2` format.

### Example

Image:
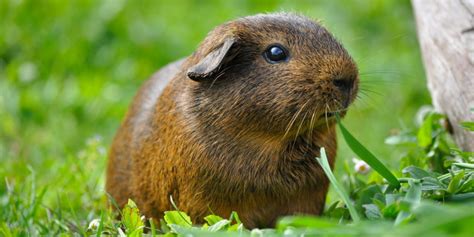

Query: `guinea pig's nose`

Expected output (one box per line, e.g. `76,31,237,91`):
332,78,354,93
332,77,355,108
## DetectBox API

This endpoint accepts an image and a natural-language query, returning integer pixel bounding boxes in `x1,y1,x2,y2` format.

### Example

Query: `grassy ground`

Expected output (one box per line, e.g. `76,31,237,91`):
0,0,453,236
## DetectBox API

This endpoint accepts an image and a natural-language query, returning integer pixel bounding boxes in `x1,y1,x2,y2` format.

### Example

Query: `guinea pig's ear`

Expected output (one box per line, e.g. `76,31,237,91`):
187,37,237,81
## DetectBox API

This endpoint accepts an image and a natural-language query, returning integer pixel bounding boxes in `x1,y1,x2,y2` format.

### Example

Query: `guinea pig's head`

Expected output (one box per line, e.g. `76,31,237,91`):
184,13,358,140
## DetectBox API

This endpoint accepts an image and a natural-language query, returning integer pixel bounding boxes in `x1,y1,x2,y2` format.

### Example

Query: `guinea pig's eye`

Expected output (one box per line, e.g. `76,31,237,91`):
263,44,289,63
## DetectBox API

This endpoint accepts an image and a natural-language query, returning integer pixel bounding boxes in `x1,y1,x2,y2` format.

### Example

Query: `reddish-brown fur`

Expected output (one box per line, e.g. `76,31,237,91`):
106,13,358,228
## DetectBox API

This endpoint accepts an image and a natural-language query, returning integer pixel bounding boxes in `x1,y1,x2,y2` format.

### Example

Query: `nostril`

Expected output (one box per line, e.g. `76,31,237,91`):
332,78,353,92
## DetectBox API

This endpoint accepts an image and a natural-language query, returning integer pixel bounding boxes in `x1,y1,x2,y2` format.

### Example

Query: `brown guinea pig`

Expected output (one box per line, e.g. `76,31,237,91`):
106,12,358,229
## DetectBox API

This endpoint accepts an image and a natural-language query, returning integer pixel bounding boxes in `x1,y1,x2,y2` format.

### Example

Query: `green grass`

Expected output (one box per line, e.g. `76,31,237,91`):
2,0,464,236
124,113,472,236
316,148,361,223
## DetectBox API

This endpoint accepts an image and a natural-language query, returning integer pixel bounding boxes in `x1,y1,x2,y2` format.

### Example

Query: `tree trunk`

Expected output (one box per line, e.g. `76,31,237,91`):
412,0,474,151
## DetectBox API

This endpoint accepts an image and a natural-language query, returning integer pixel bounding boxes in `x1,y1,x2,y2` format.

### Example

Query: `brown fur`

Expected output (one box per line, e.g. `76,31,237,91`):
106,13,359,229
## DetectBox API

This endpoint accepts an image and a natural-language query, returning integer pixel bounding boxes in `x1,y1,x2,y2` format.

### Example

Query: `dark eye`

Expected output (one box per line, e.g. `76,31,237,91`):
263,44,288,63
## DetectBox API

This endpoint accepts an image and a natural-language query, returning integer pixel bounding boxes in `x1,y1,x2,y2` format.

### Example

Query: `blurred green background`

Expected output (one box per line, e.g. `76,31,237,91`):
0,0,429,230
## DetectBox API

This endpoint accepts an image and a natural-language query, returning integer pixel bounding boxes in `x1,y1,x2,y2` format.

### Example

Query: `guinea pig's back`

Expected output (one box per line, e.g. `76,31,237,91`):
106,58,185,207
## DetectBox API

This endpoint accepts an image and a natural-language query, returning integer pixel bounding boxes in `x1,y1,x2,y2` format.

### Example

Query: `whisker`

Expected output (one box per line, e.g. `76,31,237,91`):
331,100,350,113
291,111,308,150
295,112,307,140
358,88,383,97
325,104,331,130
310,109,317,132
284,110,302,139
359,81,399,88
359,70,404,77
356,94,370,103
358,84,384,90
356,91,379,107
283,101,309,139
307,109,317,150
357,91,376,101
359,78,398,83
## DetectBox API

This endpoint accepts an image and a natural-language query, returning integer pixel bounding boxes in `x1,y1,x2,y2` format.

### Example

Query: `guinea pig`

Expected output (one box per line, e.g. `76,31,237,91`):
106,12,358,229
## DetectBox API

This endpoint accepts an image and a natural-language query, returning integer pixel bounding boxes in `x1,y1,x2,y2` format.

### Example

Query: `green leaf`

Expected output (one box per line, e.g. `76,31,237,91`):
460,121,474,131
447,170,465,194
204,214,223,226
227,223,243,232
336,115,400,188
228,211,244,231
121,199,144,237
316,147,361,222
207,219,231,232
452,163,474,169
355,185,383,209
324,201,340,215
327,207,351,220
363,204,382,220
167,224,199,235
382,203,400,219
417,113,433,147
420,177,446,191
395,180,422,226
203,212,243,232
372,198,386,212
458,177,474,193
402,166,434,179
229,211,241,224
450,149,474,160
385,194,402,206
277,216,338,231
164,211,192,228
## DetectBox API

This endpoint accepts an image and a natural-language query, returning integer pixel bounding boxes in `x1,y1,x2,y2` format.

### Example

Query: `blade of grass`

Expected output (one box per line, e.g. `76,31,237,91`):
316,148,361,222
96,211,104,237
149,218,157,237
336,114,400,188
452,163,474,169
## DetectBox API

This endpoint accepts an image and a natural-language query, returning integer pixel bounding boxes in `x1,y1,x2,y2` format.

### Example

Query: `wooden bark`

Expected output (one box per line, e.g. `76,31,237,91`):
412,0,474,151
